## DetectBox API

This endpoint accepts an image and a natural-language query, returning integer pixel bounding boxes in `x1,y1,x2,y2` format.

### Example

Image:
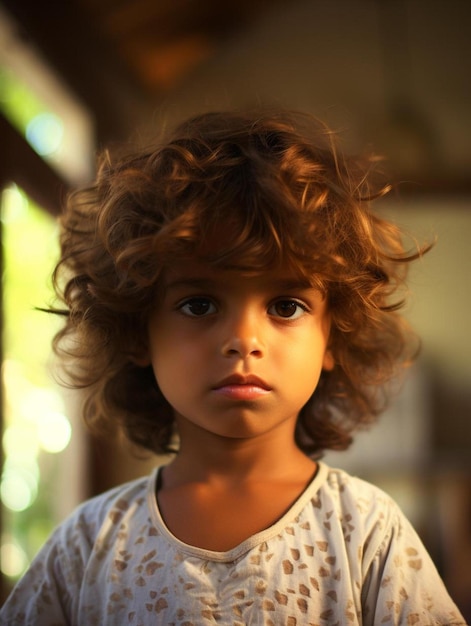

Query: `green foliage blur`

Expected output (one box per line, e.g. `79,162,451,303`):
1,186,67,581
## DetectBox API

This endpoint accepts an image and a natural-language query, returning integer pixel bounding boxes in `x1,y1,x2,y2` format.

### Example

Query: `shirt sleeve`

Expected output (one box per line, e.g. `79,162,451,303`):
360,500,467,626
0,512,93,626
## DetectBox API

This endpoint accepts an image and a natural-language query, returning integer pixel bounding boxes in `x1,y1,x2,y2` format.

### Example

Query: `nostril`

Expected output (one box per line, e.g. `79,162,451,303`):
222,339,264,358
249,348,263,357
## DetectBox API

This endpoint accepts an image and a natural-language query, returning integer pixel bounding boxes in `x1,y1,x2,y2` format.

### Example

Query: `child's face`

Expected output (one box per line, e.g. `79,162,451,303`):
144,260,333,443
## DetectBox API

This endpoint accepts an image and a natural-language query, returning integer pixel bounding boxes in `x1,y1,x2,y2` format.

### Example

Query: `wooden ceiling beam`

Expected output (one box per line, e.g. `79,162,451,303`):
1,0,152,145
0,113,67,216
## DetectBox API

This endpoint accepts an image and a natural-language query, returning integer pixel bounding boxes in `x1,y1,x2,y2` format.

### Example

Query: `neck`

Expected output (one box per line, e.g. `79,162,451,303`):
163,417,316,488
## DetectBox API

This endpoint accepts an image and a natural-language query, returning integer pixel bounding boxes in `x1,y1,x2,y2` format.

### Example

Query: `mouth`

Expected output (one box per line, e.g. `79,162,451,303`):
212,374,272,400
213,374,271,390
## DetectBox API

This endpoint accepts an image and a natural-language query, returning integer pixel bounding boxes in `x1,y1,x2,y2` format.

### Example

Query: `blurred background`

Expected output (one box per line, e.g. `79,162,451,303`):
0,0,470,616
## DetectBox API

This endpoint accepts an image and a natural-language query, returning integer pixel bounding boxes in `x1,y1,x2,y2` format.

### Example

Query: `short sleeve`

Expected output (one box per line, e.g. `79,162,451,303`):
0,513,93,626
360,504,466,626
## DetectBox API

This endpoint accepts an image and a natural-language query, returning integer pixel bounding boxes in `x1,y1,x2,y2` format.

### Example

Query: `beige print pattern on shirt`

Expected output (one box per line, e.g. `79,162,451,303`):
0,464,466,625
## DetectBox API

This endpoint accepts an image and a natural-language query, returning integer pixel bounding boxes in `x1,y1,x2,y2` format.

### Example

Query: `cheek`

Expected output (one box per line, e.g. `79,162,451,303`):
291,331,330,387
150,356,184,410
150,333,205,387
279,342,324,387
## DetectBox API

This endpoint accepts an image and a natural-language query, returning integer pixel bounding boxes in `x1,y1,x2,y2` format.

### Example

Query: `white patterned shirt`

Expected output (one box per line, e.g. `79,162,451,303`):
1,462,466,625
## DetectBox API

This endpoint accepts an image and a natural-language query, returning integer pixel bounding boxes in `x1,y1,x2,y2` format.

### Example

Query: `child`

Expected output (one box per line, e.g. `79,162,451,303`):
1,109,466,625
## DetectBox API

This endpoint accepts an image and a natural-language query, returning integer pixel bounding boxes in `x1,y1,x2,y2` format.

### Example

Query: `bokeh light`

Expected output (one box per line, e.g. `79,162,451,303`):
0,465,38,512
1,184,70,581
26,112,64,156
0,185,28,223
3,422,39,461
37,411,72,454
1,540,28,578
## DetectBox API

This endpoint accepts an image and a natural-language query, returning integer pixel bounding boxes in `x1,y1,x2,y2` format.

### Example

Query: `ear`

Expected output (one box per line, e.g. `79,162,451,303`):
322,348,335,372
128,339,152,367
131,353,152,367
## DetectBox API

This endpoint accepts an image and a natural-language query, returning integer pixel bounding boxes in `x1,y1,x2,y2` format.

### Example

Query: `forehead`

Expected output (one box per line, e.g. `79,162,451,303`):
162,259,314,292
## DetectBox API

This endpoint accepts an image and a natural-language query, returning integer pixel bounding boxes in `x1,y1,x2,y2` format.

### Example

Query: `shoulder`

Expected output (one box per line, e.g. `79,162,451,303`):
313,465,466,624
315,462,398,521
73,471,153,531
0,470,157,625
48,470,154,553
311,463,408,561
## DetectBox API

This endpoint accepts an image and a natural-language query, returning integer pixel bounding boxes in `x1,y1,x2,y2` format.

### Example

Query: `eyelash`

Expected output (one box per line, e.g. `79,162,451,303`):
177,297,310,320
268,299,310,320
178,297,217,317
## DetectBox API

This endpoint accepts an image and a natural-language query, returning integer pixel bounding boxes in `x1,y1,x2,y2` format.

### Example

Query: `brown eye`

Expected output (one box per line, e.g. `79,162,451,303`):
179,298,216,317
268,300,306,319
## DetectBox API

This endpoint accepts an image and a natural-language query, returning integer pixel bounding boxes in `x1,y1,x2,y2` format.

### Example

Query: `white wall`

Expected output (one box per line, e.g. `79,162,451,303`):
385,197,471,387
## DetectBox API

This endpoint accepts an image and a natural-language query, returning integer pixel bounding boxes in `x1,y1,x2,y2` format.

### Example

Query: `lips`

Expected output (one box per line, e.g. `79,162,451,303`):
213,374,271,390
212,374,272,400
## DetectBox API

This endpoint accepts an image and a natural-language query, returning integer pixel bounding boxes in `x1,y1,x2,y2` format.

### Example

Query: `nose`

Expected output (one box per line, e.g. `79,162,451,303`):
221,307,264,359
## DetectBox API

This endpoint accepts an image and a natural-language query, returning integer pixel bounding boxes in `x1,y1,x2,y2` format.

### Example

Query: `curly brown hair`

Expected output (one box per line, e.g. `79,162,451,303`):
52,108,427,457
